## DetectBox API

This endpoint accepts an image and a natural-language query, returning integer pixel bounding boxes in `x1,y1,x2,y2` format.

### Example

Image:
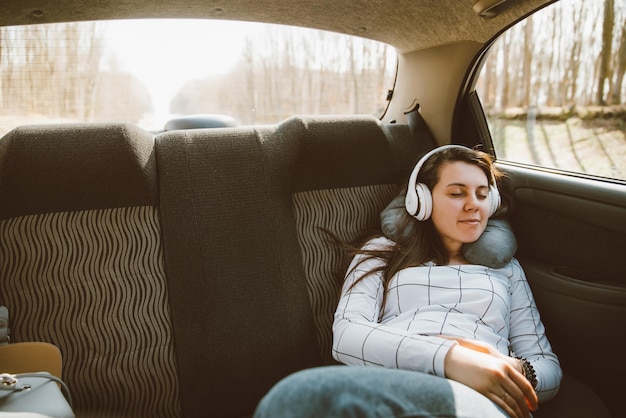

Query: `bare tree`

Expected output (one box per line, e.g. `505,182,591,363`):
501,32,511,110
596,0,614,105
610,18,626,104
522,17,534,107
564,5,584,105
0,27,5,109
243,38,257,124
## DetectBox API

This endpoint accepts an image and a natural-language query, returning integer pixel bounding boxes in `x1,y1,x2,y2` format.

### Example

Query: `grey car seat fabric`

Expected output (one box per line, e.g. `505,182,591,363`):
155,125,321,418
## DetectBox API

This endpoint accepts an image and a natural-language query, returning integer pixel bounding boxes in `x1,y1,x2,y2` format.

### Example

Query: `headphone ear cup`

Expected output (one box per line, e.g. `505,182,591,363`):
488,185,501,217
414,183,432,221
405,188,419,216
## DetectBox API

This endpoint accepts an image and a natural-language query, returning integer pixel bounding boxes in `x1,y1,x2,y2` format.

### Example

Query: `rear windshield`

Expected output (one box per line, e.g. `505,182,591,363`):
0,19,397,135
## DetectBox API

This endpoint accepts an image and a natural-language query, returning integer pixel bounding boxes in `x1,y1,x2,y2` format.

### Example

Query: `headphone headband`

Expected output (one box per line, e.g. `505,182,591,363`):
405,145,467,198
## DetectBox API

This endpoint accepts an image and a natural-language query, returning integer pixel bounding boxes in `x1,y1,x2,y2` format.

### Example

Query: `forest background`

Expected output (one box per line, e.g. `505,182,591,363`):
0,0,624,178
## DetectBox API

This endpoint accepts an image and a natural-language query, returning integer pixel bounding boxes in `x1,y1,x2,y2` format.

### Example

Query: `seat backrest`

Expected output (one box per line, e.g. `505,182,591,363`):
280,115,420,364
0,123,181,417
155,126,321,418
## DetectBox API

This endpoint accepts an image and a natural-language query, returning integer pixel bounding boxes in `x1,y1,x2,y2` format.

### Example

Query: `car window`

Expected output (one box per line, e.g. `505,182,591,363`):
0,19,396,135
476,0,626,181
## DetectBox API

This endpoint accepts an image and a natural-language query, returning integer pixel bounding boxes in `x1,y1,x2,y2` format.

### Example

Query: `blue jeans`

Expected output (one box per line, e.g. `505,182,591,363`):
254,366,509,418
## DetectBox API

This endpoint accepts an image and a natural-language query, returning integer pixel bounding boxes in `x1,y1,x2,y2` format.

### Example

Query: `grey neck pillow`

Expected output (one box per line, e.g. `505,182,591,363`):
380,192,517,269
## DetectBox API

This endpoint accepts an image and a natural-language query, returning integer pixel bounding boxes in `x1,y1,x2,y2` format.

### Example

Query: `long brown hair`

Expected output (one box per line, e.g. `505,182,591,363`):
345,146,507,307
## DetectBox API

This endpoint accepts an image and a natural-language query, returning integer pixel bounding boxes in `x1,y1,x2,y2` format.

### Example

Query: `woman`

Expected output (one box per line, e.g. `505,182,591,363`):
255,145,561,418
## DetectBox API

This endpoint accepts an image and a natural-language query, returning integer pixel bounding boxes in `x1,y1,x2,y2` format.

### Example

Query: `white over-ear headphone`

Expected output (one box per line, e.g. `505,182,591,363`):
405,145,501,221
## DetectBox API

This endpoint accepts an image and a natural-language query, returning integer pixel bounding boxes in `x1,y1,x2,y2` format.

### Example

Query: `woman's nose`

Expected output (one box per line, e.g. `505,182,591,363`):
464,195,480,211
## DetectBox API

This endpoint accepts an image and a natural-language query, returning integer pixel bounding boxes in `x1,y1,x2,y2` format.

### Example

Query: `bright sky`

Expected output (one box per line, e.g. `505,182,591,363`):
103,19,263,116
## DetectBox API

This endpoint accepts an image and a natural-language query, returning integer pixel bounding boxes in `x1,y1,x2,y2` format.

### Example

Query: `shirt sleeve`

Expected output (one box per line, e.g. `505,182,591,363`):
332,237,457,378
507,259,562,402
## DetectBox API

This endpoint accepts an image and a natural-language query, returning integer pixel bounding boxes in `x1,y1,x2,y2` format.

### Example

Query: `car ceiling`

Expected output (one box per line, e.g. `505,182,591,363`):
0,0,555,53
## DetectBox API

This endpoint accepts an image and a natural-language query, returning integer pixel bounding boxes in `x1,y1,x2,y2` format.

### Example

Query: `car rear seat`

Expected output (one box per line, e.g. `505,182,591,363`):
1,117,607,418
154,114,421,417
0,123,182,417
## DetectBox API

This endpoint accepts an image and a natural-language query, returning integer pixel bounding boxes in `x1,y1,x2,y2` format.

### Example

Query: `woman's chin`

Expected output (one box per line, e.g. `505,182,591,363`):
462,231,485,244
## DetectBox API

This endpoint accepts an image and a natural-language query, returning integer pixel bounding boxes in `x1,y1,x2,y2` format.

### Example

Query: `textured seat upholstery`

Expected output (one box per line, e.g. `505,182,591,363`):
0,123,181,417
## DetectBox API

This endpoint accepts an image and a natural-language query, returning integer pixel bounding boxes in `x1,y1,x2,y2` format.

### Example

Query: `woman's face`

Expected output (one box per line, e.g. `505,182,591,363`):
430,161,491,256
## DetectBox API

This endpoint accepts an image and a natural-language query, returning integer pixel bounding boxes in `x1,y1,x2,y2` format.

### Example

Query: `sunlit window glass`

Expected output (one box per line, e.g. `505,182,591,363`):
476,0,626,181
0,20,396,135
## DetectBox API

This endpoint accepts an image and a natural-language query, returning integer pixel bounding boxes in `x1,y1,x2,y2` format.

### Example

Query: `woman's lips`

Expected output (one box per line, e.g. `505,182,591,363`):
459,219,481,225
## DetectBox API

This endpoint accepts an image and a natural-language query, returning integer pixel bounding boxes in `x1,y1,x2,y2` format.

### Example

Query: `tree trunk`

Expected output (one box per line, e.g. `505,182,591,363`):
610,19,626,105
596,0,614,105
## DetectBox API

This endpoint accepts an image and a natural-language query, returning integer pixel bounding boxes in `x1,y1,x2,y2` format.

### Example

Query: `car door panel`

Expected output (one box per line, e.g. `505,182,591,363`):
499,162,626,416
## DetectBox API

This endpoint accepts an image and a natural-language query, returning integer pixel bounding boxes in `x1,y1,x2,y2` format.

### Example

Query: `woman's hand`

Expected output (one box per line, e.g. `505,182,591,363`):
441,336,523,373
444,344,538,418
